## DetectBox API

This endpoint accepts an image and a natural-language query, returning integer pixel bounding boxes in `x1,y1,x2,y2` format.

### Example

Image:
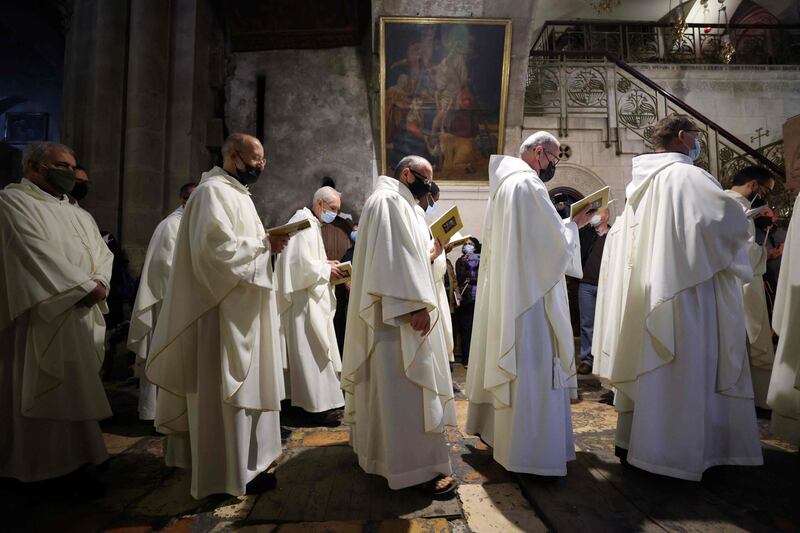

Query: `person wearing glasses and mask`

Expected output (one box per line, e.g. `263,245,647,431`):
602,114,762,481
0,142,113,499
465,131,592,478
724,165,777,410
145,133,290,499
576,207,611,375
275,186,346,424
342,155,457,499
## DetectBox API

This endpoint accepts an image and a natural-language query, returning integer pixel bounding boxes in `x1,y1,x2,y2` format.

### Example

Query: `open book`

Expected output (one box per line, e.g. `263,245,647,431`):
569,186,610,219
745,205,769,219
266,218,311,236
429,205,464,243
331,261,352,286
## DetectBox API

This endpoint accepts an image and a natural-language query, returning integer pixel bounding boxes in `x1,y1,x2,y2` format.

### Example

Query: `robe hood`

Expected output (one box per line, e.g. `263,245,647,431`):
627,152,693,206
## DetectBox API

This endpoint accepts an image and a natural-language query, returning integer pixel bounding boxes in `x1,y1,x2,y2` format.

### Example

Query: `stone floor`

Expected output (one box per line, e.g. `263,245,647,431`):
1,365,797,532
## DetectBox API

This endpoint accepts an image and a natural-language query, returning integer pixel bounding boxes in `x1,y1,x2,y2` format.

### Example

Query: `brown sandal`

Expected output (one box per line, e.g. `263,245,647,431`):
418,475,457,500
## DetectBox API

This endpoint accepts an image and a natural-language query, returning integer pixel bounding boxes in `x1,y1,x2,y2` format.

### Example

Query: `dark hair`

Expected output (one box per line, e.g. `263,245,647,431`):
429,182,440,196
650,114,697,150
179,182,197,199
730,165,773,187
321,176,336,189
470,237,482,253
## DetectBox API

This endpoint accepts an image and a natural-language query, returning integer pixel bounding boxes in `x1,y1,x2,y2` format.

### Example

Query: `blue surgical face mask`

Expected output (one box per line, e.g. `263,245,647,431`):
425,204,435,215
350,230,357,242
463,244,475,254
686,138,702,162
321,210,337,224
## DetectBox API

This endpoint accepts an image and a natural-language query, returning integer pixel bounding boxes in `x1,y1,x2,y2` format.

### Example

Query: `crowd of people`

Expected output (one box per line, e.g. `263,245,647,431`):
1,115,798,503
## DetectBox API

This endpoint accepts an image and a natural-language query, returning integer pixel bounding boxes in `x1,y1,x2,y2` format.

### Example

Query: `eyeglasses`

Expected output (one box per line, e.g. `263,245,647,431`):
409,168,433,185
237,151,266,165
543,150,561,166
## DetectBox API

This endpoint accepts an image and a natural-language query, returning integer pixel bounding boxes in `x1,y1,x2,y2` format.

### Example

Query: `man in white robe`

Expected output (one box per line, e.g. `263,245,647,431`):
606,114,762,480
342,156,457,497
0,142,113,497
146,134,289,499
275,186,345,418
127,182,195,421
465,132,590,476
724,166,776,409
767,192,800,444
417,182,455,364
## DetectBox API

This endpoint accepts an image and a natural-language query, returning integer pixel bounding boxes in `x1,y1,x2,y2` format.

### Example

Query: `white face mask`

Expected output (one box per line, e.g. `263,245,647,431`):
589,214,602,227
425,204,435,215
462,244,475,254
321,210,337,224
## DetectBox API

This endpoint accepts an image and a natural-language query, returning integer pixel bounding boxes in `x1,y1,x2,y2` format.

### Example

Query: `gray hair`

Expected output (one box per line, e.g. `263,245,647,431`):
519,131,559,157
22,142,75,172
393,155,430,179
313,186,340,205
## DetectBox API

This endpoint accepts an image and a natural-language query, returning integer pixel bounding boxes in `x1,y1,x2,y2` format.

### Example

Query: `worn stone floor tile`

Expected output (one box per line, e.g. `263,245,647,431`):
161,516,197,532
376,518,449,533
236,525,279,532
446,518,470,533
277,520,366,532
458,483,547,533
103,433,146,455
454,401,474,437
302,430,350,447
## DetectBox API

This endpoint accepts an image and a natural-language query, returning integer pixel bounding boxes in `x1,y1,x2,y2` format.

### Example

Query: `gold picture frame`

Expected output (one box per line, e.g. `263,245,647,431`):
380,16,512,183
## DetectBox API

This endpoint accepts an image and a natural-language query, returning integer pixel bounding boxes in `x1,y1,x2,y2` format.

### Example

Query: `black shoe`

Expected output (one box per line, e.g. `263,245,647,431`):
615,446,629,465
245,471,277,495
280,425,292,444
577,363,593,375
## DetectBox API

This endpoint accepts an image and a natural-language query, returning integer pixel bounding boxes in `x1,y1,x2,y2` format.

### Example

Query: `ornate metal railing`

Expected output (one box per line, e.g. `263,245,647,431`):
525,50,786,187
533,20,800,65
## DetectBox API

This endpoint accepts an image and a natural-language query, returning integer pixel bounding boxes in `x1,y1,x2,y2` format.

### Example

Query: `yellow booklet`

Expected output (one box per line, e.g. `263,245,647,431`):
331,261,352,286
429,205,463,243
569,186,610,219
266,218,311,236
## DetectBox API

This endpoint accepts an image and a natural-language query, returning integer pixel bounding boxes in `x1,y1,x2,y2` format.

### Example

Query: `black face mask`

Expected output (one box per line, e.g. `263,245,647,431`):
234,152,261,185
539,161,556,182
407,170,432,198
43,166,77,195
71,181,89,201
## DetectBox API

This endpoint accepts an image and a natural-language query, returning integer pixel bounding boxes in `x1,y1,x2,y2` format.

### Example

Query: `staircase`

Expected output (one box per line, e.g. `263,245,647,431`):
524,20,795,217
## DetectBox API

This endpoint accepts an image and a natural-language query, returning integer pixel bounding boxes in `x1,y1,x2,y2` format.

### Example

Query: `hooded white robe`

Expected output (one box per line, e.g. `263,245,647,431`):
724,190,774,409
609,152,762,481
275,207,344,413
127,206,184,420
146,167,284,499
342,176,455,490
465,155,581,476
421,207,455,363
0,179,113,481
767,193,800,444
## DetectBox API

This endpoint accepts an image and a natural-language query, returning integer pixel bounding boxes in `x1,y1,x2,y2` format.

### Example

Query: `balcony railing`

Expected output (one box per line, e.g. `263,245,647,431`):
533,20,800,65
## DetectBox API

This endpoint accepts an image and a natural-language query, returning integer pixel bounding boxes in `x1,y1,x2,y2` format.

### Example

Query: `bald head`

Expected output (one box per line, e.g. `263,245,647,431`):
393,155,431,180
222,133,265,184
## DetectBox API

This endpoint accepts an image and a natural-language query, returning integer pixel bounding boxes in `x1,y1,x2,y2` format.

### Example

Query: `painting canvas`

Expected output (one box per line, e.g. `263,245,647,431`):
4,112,48,143
380,17,512,182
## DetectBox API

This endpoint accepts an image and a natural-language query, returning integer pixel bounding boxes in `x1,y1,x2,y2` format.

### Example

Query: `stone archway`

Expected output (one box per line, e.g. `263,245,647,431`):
545,162,609,198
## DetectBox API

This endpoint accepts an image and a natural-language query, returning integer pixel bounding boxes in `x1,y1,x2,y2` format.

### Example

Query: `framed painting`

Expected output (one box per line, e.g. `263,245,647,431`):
4,112,49,144
380,17,512,182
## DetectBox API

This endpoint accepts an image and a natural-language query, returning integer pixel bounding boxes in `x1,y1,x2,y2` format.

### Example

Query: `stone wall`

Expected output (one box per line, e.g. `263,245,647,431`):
226,47,376,227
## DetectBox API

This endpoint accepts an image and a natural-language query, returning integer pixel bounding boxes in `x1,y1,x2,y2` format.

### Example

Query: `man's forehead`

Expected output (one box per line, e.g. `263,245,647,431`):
50,149,76,165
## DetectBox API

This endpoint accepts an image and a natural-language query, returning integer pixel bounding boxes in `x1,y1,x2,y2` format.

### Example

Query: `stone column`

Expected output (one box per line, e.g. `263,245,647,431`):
120,0,172,267
62,0,130,235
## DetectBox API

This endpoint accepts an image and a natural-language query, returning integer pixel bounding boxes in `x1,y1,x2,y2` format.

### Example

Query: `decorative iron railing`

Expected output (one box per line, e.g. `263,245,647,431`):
533,20,800,65
525,50,786,187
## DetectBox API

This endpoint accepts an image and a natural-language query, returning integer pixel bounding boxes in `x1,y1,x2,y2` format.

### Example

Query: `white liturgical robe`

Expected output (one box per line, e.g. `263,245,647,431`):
127,206,184,420
420,207,455,364
724,190,774,409
608,152,762,481
342,176,455,490
465,155,581,476
146,167,284,499
275,207,344,413
767,193,800,444
0,179,113,481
